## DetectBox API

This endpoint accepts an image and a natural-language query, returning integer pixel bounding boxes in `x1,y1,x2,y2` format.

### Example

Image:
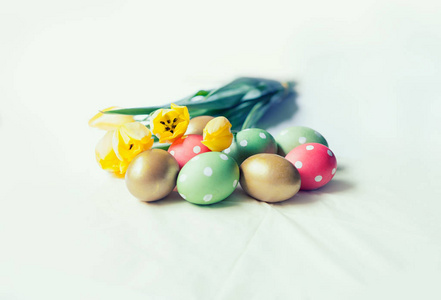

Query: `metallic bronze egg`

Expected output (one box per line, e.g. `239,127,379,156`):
185,115,214,135
125,149,179,202
240,153,301,203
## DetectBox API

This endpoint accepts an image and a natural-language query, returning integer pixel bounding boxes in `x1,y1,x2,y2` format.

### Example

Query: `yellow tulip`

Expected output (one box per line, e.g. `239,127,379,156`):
201,117,233,151
88,106,135,130
151,103,190,143
95,122,154,176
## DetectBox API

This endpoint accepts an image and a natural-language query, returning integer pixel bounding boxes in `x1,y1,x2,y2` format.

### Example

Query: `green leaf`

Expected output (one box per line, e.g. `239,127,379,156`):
104,106,162,115
100,77,293,131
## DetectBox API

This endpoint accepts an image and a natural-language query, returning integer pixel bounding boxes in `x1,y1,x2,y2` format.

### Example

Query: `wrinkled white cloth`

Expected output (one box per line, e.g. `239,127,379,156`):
1,0,441,299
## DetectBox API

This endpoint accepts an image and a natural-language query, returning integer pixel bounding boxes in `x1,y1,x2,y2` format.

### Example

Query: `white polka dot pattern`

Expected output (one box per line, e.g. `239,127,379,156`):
177,152,239,205
179,193,186,199
299,137,307,144
224,148,230,154
170,150,175,156
193,146,201,154
203,167,213,176
240,140,248,147
179,174,187,182
203,194,213,202
233,180,238,187
284,142,336,190
220,154,228,160
259,132,266,139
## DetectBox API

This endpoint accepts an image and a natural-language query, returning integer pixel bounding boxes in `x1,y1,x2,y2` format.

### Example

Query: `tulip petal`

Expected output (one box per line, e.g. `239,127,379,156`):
202,117,233,151
151,104,190,143
113,122,154,162
95,130,115,159
122,122,152,141
112,129,125,161
89,106,135,131
95,130,124,174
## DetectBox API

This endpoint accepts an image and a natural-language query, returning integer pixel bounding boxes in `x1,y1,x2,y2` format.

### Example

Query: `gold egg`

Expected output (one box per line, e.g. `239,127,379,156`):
185,115,214,135
125,149,179,202
240,153,301,203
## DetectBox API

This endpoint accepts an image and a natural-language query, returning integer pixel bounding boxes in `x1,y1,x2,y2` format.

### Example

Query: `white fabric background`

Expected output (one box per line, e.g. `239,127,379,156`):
1,0,441,299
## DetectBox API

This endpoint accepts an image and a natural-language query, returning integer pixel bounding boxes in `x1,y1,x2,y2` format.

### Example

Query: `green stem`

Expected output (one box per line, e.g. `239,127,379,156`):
241,101,267,130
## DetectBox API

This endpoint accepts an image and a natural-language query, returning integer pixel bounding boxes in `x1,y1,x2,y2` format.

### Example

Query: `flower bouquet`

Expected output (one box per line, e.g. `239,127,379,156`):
89,77,337,205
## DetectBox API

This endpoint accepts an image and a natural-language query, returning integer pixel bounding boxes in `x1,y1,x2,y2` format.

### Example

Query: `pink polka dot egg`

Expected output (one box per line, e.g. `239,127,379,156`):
168,135,211,169
285,143,337,190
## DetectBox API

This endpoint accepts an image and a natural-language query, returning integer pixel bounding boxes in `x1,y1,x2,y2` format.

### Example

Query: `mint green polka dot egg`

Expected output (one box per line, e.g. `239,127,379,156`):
275,126,328,156
177,152,239,205
223,128,277,165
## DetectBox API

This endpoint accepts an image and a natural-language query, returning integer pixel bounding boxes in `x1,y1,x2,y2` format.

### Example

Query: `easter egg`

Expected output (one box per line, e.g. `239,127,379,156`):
168,134,211,169
177,152,239,205
285,143,337,190
185,115,214,135
223,128,277,164
240,154,301,203
125,149,180,202
275,126,328,156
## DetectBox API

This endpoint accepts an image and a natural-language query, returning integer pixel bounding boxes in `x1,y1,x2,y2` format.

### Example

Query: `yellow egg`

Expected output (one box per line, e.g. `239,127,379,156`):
240,153,301,203
125,149,179,202
185,115,214,135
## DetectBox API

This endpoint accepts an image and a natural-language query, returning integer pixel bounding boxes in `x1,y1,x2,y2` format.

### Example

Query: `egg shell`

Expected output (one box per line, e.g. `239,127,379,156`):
125,149,180,202
168,135,211,169
223,128,277,164
240,153,301,203
177,152,239,205
276,126,328,156
185,115,214,135
285,143,337,190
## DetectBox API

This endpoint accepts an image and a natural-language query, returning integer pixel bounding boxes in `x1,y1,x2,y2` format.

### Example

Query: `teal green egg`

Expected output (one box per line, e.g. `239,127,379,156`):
177,152,239,205
275,126,328,156
223,128,277,164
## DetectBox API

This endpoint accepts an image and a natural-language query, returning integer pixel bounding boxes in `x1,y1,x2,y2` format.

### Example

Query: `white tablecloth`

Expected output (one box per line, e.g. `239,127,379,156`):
1,0,441,299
